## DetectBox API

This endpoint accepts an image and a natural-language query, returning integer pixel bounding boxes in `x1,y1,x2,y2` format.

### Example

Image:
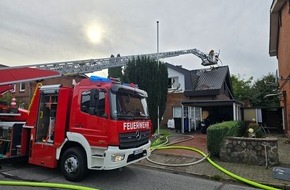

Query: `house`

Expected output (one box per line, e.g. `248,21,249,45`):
164,63,242,133
269,0,290,135
0,65,14,95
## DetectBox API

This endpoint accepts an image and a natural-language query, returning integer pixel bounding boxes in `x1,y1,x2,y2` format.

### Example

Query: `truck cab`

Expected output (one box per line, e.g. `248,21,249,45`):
23,76,151,181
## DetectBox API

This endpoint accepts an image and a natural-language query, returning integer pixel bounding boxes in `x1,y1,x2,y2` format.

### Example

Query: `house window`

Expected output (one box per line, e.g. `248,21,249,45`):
168,77,179,90
183,106,188,117
11,84,16,93
168,78,173,88
20,83,26,92
173,106,182,118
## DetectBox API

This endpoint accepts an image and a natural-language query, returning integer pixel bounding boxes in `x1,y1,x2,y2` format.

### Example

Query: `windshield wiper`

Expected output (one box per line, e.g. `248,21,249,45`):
117,113,134,120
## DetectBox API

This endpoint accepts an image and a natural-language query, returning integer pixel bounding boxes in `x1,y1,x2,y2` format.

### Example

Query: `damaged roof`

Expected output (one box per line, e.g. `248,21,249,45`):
194,66,229,90
166,63,232,98
186,66,232,97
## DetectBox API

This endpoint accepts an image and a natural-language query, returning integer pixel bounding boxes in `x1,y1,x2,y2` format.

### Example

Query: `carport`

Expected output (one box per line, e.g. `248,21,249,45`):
179,99,243,133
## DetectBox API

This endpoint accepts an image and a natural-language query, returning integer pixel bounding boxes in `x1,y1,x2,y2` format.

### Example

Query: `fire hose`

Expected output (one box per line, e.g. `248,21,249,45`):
149,134,281,190
0,180,98,190
0,134,281,190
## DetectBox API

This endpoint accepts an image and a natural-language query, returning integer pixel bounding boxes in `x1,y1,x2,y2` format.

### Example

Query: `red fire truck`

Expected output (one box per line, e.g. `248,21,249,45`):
0,76,152,181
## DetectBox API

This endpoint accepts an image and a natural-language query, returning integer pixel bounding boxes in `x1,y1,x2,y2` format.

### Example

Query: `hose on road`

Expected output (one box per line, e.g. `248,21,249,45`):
149,134,281,190
0,180,98,190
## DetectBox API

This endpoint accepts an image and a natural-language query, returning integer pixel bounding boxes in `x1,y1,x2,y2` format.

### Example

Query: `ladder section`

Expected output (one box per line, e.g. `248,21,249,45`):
31,48,218,75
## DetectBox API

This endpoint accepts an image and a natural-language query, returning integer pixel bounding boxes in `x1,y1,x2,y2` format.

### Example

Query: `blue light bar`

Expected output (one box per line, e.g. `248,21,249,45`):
123,83,139,88
90,76,111,83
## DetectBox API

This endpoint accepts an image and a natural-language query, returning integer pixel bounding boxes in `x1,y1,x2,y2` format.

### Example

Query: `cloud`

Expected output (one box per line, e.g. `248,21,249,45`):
0,0,276,79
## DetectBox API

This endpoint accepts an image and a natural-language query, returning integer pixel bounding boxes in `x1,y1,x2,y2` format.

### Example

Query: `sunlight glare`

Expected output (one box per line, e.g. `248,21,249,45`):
86,24,104,44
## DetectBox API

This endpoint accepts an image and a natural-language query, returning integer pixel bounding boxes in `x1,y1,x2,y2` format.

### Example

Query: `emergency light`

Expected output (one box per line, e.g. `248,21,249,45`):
90,76,110,83
123,83,139,88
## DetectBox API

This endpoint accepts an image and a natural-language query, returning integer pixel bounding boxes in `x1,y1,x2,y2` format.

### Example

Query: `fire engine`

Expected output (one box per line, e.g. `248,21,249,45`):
0,48,219,181
0,76,152,181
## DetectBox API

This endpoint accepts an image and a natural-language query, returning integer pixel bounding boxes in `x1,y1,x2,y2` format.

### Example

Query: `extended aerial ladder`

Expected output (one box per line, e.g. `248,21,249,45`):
0,48,218,164
0,48,219,86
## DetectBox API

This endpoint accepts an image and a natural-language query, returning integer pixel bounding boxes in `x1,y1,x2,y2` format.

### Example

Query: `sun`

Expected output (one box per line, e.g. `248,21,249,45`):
86,24,104,44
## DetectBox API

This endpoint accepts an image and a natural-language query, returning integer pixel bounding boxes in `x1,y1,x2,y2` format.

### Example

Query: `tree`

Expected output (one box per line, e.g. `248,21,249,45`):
251,73,279,107
231,74,253,103
123,56,168,133
231,73,279,107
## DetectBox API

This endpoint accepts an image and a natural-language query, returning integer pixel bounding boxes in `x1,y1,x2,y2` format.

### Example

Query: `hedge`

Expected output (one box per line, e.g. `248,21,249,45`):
207,121,241,157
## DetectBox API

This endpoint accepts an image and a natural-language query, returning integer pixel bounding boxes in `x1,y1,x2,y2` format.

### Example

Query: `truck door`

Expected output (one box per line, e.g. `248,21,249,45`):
73,89,108,146
29,88,59,168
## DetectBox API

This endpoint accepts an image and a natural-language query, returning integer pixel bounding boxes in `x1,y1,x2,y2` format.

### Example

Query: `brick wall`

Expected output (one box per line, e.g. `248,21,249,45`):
162,93,185,126
12,76,85,108
277,2,290,134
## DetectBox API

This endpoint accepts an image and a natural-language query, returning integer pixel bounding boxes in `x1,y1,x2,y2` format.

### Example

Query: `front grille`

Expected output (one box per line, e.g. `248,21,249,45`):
119,130,150,149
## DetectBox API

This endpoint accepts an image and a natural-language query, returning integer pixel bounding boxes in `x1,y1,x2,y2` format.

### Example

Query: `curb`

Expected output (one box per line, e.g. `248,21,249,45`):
135,153,290,190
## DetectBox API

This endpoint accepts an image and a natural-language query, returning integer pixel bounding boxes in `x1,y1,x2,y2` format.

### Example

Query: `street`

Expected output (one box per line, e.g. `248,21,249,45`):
0,163,258,190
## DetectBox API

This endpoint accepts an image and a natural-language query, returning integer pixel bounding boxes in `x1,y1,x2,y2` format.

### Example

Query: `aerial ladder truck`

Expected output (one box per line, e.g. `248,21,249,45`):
0,48,219,181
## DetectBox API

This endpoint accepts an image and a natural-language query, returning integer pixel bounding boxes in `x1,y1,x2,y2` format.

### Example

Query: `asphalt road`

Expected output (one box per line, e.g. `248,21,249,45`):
0,163,258,190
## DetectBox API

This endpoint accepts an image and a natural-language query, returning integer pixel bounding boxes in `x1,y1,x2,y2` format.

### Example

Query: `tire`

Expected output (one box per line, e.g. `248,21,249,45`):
61,147,88,182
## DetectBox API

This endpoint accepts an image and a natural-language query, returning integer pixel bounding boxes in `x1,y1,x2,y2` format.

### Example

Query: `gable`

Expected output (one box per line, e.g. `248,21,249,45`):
167,68,185,92
166,63,193,92
195,67,228,90
185,66,233,98
165,63,233,98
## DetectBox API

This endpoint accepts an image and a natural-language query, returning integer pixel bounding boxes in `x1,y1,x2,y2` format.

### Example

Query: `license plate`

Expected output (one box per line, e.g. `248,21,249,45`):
134,149,143,155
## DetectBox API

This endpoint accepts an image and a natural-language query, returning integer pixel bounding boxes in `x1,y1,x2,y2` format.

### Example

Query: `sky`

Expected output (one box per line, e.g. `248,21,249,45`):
0,0,277,80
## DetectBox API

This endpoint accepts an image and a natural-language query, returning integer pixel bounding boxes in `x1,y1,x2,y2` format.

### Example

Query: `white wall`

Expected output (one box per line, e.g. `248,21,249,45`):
167,67,185,92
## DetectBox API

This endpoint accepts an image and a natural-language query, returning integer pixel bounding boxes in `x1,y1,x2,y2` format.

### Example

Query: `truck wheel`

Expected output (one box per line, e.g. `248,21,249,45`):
61,147,87,182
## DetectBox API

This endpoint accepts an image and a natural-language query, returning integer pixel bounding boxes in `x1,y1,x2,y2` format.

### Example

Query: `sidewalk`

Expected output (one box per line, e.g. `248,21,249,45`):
136,131,290,189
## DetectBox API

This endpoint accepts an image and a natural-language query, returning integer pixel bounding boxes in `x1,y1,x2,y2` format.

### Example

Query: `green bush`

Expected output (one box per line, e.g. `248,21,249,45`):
207,121,240,157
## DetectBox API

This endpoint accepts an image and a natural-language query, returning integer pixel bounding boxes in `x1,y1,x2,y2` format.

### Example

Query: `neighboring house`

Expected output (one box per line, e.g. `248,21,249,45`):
0,63,86,108
164,63,242,133
13,76,86,108
2,76,86,109
269,0,290,135
0,64,14,95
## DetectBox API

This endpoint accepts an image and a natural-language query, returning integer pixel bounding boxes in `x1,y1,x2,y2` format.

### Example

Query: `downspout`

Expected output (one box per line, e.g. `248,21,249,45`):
181,103,184,133
283,91,288,135
233,103,236,121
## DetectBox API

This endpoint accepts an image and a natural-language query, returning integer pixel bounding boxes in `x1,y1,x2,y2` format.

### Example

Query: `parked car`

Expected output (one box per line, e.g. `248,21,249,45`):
200,113,232,134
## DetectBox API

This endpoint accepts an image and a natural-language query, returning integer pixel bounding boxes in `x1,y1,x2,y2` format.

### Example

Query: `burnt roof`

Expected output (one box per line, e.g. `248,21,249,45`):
193,66,229,90
165,63,232,98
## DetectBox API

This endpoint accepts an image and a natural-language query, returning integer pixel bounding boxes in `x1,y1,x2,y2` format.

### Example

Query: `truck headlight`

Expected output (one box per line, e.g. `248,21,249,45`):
111,154,125,162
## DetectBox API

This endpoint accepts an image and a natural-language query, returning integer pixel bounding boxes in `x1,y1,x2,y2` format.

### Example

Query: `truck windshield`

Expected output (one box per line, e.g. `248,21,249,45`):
110,90,149,120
